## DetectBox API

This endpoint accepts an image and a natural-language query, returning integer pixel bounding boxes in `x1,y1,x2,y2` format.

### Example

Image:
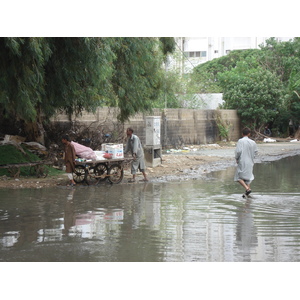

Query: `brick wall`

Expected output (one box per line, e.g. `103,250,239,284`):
51,107,241,148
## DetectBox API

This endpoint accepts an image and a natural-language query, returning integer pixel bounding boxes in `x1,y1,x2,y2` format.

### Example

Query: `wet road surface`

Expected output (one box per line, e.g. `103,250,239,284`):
0,154,300,262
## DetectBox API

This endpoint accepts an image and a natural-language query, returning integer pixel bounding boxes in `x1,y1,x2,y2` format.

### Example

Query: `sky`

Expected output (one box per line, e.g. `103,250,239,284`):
1,1,298,37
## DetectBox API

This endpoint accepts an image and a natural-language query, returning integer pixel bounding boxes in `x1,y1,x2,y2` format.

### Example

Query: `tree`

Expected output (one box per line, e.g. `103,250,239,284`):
159,37,176,62
189,49,260,93
43,38,115,118
0,37,176,142
0,38,116,142
109,37,168,122
258,38,300,134
189,38,300,135
152,69,184,109
258,37,297,83
218,61,284,130
0,38,50,122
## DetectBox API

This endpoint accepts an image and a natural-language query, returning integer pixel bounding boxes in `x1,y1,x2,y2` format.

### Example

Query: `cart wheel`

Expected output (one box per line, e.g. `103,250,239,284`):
94,163,108,182
73,165,87,183
107,164,124,184
86,165,106,185
85,166,98,185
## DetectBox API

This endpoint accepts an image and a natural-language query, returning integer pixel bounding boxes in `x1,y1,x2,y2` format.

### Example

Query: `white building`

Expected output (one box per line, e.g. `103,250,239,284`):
171,37,294,73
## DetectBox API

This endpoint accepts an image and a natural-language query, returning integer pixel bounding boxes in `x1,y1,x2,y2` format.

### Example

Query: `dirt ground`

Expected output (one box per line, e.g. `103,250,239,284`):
1,142,299,189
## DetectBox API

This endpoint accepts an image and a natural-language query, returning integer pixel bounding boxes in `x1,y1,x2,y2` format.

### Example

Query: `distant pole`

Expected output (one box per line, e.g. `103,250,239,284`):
164,58,168,109
163,58,168,148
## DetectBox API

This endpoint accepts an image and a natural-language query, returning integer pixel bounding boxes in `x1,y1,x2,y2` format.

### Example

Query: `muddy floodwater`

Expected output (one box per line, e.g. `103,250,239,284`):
1,154,300,262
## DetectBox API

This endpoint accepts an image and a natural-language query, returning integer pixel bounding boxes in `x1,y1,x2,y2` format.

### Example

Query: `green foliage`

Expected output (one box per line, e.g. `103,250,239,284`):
0,38,51,121
271,106,291,136
258,37,299,83
189,38,300,133
0,144,40,176
216,112,231,141
109,37,166,121
43,38,115,117
0,38,112,122
152,70,190,109
0,144,40,164
0,37,176,134
190,49,260,93
219,62,283,129
0,144,63,177
257,38,300,132
159,37,176,62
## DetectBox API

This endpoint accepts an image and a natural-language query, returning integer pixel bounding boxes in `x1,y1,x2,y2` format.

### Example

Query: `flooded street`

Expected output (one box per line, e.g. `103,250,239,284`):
1,155,300,262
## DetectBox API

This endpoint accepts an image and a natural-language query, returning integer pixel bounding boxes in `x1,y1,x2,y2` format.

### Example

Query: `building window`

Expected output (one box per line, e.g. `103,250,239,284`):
184,51,207,58
214,50,219,53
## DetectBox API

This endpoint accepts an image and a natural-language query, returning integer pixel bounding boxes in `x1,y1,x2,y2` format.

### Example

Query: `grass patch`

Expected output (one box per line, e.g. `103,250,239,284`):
0,144,63,177
0,144,40,164
48,167,64,177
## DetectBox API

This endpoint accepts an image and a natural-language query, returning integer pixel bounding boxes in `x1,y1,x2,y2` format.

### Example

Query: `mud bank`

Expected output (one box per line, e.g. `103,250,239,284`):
148,142,300,183
0,142,300,189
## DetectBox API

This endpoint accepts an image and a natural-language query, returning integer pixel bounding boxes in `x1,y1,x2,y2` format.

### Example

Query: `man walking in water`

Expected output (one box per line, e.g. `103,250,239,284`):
234,127,258,197
124,128,148,182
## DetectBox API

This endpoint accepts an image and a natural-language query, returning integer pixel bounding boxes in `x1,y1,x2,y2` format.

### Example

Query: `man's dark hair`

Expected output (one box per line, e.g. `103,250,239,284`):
242,127,251,136
127,128,134,133
62,134,71,141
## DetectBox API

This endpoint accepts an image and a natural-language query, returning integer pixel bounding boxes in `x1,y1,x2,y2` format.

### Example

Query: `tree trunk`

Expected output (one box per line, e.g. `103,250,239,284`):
294,128,300,140
24,121,45,145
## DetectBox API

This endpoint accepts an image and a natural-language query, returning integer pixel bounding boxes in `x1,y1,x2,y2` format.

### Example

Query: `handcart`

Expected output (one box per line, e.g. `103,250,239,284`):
73,157,132,185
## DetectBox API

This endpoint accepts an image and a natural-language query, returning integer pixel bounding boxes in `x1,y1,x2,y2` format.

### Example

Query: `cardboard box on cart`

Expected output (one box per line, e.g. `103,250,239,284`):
105,144,124,159
101,143,114,151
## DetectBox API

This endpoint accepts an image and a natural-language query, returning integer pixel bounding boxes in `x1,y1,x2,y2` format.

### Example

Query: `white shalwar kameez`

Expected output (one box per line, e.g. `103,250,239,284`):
124,134,146,174
234,136,258,184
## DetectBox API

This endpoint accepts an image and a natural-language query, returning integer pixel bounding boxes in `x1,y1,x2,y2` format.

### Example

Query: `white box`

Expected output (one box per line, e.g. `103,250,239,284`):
106,144,124,159
94,150,105,160
94,150,105,156
145,116,161,146
101,143,114,151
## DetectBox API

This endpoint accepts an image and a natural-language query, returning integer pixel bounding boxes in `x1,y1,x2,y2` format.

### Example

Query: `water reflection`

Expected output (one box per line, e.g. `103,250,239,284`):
235,198,257,262
0,155,300,261
62,190,76,236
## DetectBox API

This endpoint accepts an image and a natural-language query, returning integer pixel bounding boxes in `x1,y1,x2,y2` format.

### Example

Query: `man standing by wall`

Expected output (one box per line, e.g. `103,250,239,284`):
124,128,148,183
234,128,258,197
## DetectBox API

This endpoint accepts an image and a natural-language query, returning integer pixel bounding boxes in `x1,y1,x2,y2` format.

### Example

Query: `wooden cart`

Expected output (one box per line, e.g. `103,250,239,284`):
73,158,132,185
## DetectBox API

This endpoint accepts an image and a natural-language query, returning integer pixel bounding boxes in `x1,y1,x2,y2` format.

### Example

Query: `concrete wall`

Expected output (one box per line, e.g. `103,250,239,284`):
51,107,241,148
